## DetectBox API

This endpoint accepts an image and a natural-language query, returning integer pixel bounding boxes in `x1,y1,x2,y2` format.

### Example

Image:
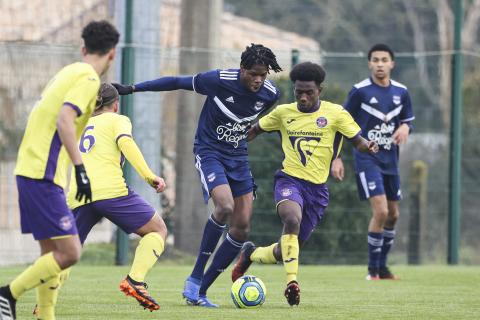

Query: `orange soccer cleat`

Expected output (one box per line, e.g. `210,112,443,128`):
119,276,160,311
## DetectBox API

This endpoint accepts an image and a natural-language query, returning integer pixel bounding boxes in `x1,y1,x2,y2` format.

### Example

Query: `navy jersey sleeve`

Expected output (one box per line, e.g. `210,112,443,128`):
400,90,415,123
193,69,220,96
343,87,362,117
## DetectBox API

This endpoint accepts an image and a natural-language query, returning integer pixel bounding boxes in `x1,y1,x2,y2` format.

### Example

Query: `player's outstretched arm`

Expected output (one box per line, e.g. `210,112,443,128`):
113,76,194,95
117,136,166,192
351,135,379,154
247,123,265,141
57,105,92,203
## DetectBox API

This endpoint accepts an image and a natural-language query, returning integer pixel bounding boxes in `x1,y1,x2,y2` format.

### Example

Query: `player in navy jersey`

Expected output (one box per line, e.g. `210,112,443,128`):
331,44,414,280
113,44,282,307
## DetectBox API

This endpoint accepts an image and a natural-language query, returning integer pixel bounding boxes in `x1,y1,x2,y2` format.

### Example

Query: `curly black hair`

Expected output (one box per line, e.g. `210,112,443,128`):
240,43,283,73
82,20,120,55
289,62,326,86
368,43,395,61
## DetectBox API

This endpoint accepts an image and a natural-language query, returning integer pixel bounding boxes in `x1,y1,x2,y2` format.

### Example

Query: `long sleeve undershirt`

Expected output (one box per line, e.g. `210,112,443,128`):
117,136,156,186
134,76,194,92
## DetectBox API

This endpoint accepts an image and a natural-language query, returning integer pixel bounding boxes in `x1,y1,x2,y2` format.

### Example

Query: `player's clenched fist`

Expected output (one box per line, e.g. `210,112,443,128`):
151,176,166,193
112,83,134,95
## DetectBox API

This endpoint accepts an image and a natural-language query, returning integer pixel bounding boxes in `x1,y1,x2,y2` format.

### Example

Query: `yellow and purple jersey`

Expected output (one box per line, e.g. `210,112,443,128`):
67,113,133,209
14,62,100,188
259,101,360,184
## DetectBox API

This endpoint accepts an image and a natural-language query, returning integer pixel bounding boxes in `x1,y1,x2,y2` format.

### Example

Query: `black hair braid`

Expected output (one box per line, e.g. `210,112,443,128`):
240,43,283,73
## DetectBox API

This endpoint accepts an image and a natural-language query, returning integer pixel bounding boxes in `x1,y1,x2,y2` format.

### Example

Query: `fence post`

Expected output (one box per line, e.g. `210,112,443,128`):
408,160,428,264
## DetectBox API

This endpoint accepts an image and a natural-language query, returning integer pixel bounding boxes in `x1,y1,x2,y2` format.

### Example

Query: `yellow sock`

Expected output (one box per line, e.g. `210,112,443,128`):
250,243,278,264
280,234,299,284
10,252,61,299
129,232,164,282
35,268,71,320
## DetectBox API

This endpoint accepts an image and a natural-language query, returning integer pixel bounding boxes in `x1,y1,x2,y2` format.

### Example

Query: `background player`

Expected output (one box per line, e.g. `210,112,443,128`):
231,61,378,306
331,43,414,280
0,21,119,320
66,83,167,311
113,43,282,308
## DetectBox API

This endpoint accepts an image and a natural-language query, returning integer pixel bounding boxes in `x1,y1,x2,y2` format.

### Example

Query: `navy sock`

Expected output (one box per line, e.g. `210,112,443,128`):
199,233,243,296
190,215,226,281
379,228,395,268
367,232,383,271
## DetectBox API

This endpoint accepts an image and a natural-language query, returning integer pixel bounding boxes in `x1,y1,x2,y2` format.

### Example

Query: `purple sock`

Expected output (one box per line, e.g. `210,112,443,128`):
380,228,395,268
367,232,383,271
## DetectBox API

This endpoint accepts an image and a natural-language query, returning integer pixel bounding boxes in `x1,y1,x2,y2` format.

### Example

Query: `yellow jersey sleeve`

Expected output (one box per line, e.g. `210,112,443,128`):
334,107,361,138
117,137,156,186
64,74,100,116
113,115,133,141
258,105,282,132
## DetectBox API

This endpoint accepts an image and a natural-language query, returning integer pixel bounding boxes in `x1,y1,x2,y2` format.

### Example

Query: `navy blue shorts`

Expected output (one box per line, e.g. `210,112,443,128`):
194,153,255,203
73,188,155,244
17,176,78,240
274,171,329,242
355,167,401,201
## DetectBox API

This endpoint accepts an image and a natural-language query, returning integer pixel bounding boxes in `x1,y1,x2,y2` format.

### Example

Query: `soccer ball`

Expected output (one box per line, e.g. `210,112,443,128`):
231,275,266,308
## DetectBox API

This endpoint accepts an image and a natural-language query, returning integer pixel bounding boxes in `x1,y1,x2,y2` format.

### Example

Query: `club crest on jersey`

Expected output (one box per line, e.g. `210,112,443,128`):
207,173,216,182
393,95,401,105
281,188,292,197
316,117,328,128
254,101,264,111
59,216,73,231
368,181,376,191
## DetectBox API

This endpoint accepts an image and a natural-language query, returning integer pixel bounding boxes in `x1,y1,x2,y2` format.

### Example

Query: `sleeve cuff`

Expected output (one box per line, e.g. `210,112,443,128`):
64,102,82,117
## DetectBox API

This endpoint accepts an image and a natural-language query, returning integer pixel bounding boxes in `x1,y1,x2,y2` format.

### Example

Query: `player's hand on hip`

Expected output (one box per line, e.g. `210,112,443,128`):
112,83,134,95
151,176,166,193
331,158,345,181
74,164,92,203
367,140,379,153
392,123,410,145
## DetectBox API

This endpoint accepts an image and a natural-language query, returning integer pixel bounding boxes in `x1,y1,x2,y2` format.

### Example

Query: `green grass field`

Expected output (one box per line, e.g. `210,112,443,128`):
1,264,479,319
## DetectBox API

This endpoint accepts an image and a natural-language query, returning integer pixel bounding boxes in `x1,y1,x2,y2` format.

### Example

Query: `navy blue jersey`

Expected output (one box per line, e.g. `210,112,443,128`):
344,77,414,174
193,69,280,159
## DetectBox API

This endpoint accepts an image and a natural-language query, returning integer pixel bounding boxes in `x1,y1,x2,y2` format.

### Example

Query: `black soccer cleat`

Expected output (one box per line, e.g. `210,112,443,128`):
0,286,16,320
231,241,256,282
284,281,300,306
379,267,399,280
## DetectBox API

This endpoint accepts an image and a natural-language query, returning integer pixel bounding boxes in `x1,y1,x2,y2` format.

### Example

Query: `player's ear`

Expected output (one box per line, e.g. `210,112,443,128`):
81,46,87,57
108,48,116,61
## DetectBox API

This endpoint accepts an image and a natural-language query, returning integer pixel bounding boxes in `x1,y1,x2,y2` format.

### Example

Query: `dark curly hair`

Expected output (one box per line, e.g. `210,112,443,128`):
240,43,282,73
368,43,395,61
82,20,120,55
289,62,326,86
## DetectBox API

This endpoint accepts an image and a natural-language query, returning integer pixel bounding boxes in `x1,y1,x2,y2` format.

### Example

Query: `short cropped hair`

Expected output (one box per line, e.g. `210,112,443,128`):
82,20,120,55
289,62,326,86
368,43,395,61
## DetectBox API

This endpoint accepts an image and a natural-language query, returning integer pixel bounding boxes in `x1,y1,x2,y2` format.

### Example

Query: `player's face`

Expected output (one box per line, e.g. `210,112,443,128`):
368,51,394,81
240,64,268,92
294,80,320,111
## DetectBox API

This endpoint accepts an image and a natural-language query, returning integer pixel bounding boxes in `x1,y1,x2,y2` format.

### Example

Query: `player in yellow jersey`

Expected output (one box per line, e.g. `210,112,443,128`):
66,83,167,312
231,62,378,306
0,21,119,320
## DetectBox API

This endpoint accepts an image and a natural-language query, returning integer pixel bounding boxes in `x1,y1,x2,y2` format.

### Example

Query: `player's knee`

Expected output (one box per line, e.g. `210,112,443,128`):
282,214,301,232
214,203,234,222
58,247,81,268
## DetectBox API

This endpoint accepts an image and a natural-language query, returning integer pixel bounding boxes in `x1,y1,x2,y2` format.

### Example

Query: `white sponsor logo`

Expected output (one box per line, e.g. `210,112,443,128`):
216,122,249,148
373,248,382,253
367,122,395,150
368,181,376,190
369,97,378,104
226,96,235,103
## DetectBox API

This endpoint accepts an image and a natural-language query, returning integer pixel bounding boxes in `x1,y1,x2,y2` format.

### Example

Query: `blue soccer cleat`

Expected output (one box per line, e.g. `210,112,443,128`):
182,276,201,305
197,295,219,308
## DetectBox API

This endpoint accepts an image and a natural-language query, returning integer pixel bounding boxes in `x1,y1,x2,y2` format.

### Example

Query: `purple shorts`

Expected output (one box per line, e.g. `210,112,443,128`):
194,153,256,203
274,171,329,242
356,168,401,201
72,188,155,244
17,176,77,240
